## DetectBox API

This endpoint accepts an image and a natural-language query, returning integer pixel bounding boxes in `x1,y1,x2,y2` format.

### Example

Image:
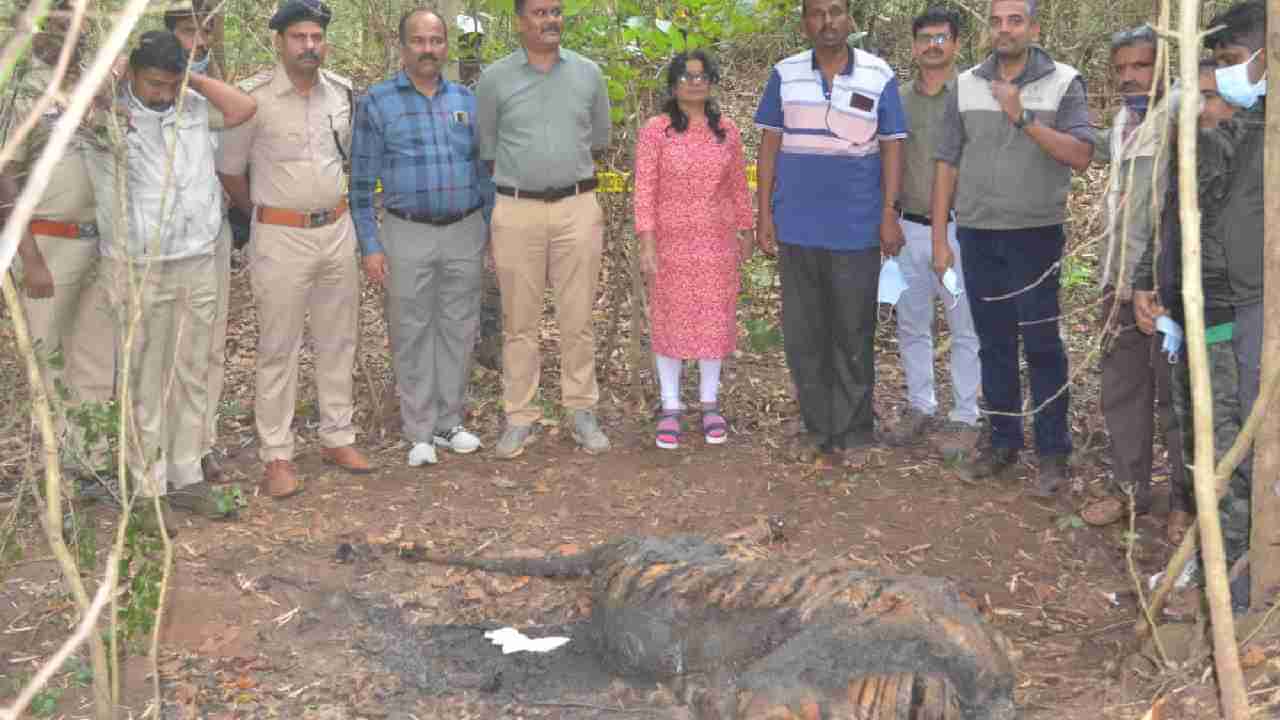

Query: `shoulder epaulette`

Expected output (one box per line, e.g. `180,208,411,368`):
236,68,275,94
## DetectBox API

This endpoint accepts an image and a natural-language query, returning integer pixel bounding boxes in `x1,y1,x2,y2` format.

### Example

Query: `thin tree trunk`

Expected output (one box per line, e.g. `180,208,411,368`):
1250,0,1280,610
1176,0,1249,714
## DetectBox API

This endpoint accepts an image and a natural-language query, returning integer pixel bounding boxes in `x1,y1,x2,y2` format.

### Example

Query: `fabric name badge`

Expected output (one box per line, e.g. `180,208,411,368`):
453,110,470,126
849,92,875,112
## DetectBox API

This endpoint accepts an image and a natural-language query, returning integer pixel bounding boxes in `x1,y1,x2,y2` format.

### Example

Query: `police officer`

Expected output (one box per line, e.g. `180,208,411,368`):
1,4,114,470
217,0,370,498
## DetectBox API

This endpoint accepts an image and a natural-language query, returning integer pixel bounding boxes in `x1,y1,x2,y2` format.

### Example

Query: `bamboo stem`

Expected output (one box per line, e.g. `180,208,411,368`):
1175,0,1248,713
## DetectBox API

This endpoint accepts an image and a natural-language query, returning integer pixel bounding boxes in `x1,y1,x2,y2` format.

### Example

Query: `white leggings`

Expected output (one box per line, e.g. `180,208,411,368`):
655,354,722,411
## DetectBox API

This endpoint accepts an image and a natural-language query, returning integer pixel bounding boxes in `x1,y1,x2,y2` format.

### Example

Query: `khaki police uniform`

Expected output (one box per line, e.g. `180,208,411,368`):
217,66,358,463
6,58,114,461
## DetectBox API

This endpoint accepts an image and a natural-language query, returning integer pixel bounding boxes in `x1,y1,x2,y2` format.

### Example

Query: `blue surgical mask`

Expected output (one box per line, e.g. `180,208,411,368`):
1215,49,1266,109
1156,315,1183,364
1123,93,1150,118
188,54,211,75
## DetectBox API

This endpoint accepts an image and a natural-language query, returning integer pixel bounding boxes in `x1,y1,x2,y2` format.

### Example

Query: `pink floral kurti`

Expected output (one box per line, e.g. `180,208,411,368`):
633,115,754,359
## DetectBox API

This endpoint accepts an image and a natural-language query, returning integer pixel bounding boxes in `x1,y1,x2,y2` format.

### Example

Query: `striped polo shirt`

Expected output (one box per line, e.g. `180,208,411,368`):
754,48,907,251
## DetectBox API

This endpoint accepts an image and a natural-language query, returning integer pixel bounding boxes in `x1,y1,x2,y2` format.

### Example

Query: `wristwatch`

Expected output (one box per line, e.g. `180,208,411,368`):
1013,109,1035,129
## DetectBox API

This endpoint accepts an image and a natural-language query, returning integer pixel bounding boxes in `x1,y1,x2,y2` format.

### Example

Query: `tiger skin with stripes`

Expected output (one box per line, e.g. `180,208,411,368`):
425,535,1016,720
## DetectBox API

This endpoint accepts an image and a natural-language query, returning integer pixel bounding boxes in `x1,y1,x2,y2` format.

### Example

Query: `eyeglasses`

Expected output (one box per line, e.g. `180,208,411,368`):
914,32,951,46
678,72,712,85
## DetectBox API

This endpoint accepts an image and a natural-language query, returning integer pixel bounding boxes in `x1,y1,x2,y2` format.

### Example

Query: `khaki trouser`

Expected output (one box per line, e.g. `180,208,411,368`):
203,222,231,455
490,191,604,426
18,234,115,466
108,254,215,497
249,215,359,462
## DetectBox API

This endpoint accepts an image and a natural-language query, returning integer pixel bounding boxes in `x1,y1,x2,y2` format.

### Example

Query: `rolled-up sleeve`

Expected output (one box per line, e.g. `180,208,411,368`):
1056,77,1096,145
475,71,498,163
215,109,255,176
348,93,384,256
933,89,965,166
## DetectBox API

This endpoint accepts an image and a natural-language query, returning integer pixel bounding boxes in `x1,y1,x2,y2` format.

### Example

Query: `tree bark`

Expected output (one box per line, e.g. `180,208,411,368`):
1250,0,1280,610
1176,0,1249,715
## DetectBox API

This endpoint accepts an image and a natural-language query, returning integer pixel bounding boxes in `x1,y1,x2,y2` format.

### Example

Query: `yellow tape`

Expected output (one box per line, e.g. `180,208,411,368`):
595,165,759,193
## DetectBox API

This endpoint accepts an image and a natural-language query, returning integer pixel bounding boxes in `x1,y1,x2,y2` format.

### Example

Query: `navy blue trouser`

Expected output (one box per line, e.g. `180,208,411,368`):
957,225,1071,457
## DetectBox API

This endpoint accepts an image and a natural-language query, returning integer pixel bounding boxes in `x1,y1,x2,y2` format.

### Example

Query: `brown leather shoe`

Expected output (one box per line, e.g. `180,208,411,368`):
201,452,227,484
262,460,302,499
321,445,373,474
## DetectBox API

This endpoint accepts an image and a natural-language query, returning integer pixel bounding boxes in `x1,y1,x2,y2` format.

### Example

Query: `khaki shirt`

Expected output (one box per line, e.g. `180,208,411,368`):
2,58,95,223
216,65,352,210
899,77,953,219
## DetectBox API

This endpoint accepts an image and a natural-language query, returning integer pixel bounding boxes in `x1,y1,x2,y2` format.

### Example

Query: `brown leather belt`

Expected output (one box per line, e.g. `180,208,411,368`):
256,199,348,229
29,219,98,239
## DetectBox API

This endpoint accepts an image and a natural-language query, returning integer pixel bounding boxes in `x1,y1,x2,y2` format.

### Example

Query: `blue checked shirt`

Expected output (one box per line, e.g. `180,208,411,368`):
349,73,495,255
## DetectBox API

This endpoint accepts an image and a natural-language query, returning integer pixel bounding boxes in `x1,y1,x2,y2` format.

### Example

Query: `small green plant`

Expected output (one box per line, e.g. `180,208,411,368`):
114,515,165,653
1060,256,1093,290
212,485,248,517
29,685,61,717
63,656,94,687
1056,513,1086,531
64,398,121,476
744,318,783,354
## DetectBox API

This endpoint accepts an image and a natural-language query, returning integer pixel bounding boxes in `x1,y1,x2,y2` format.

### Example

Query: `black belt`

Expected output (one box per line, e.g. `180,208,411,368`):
495,178,598,202
386,205,481,227
901,208,952,225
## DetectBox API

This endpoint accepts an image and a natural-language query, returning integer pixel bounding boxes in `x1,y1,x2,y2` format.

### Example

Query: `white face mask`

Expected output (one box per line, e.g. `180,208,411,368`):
1215,48,1267,109
941,267,964,309
878,258,908,305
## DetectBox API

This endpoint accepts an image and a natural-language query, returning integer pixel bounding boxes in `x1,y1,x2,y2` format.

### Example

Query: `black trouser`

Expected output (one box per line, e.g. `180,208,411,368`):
779,243,879,450
957,224,1071,457
1100,290,1187,510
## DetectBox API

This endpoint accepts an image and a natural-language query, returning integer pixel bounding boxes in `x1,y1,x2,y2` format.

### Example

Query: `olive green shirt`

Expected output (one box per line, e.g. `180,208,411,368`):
474,46,611,190
899,77,953,219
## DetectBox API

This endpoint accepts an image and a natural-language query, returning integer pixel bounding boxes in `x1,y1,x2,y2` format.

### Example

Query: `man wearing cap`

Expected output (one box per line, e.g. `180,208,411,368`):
475,0,612,459
351,8,493,468
218,0,370,497
0,3,114,472
164,0,235,486
87,30,257,534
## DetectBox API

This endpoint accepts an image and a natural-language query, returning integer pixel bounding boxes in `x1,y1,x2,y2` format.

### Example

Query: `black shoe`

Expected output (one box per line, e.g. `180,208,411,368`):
965,446,1020,481
1030,455,1070,497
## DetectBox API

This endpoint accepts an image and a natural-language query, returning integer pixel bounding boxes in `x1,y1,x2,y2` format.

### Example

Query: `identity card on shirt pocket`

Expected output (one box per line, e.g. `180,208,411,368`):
453,110,470,126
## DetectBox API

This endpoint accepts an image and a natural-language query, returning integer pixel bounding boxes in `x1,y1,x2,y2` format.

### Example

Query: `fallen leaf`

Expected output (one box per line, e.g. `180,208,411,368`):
1243,646,1267,669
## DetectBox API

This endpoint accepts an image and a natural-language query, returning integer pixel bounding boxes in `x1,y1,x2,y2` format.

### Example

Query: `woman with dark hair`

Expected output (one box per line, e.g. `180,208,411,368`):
633,50,754,450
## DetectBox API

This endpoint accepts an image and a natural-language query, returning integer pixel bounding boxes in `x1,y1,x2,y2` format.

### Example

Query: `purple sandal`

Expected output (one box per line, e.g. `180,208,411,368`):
655,410,682,450
702,405,728,445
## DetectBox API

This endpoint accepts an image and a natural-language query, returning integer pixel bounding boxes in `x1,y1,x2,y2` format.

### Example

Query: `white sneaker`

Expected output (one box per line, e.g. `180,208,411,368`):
434,426,482,454
408,442,438,467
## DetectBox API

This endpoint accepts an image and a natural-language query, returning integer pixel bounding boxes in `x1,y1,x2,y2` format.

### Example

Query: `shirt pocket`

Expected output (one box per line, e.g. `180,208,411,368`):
828,84,880,145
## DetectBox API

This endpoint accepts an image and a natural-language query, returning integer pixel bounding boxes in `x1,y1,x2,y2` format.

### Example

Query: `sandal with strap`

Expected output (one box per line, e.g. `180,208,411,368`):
655,410,682,450
702,405,728,445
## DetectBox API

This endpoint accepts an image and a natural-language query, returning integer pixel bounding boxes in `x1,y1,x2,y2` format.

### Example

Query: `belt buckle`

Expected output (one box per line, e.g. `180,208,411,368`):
77,223,99,238
308,210,331,227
